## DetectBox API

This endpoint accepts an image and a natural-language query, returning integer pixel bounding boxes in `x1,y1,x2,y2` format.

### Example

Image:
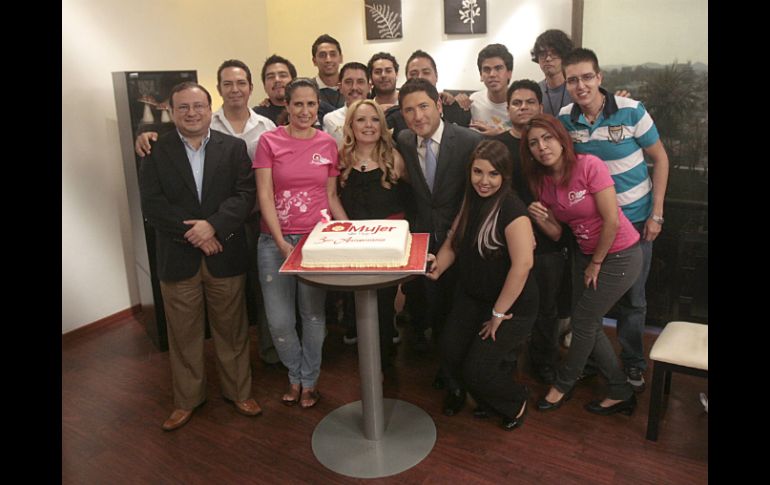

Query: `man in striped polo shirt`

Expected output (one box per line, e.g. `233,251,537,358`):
558,48,670,393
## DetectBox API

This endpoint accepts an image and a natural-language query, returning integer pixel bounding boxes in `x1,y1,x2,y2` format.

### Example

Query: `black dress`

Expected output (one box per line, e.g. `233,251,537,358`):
339,167,407,367
340,167,406,219
440,191,539,419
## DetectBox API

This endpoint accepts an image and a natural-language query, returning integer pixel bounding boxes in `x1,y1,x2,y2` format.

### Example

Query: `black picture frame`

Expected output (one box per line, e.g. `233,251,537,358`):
364,0,403,40
444,0,486,35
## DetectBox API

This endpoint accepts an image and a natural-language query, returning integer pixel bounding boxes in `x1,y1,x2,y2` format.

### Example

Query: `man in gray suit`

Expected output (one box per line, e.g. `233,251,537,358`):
396,78,482,415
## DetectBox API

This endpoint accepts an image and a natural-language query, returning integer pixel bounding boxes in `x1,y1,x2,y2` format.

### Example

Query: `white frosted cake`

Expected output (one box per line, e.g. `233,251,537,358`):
301,220,412,268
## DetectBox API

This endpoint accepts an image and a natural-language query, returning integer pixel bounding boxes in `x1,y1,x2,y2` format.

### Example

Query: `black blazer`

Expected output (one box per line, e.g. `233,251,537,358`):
397,122,482,247
139,129,256,281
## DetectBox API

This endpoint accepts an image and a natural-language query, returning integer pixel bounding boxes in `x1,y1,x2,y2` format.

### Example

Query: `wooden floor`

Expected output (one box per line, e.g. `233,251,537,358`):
62,316,708,484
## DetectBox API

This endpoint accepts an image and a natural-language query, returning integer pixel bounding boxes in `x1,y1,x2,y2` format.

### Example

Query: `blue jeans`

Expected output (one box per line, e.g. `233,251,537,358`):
257,233,327,388
616,223,653,371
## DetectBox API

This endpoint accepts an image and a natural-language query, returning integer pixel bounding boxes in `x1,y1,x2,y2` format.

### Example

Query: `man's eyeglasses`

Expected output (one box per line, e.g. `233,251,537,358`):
537,50,560,61
175,103,210,114
566,73,598,86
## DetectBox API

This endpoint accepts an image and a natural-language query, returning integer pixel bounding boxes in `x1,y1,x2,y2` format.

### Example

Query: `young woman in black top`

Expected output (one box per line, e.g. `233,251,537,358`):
427,139,538,430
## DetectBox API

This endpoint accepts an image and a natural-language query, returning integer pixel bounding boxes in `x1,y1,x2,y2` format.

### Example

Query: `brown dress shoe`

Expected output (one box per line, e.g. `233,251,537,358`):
162,409,193,431
234,398,263,416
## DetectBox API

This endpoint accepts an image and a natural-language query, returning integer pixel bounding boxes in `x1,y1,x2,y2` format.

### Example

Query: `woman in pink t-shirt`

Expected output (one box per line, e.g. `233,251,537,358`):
254,78,347,409
520,114,642,417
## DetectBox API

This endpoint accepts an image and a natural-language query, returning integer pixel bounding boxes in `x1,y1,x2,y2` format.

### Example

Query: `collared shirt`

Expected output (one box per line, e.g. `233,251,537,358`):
315,76,338,90
558,87,660,223
178,128,211,202
315,76,344,108
322,105,348,147
211,107,275,161
416,120,445,179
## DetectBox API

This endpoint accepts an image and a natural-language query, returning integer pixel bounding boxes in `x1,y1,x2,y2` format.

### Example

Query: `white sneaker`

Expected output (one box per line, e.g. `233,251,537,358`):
562,331,572,348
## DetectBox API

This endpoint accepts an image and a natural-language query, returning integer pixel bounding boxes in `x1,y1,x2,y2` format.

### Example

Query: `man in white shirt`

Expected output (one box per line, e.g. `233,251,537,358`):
134,60,279,367
468,44,514,136
135,60,274,158
322,62,371,147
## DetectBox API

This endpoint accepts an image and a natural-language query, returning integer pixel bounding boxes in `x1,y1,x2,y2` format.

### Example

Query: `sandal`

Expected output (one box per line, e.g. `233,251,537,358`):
299,388,321,409
282,384,301,406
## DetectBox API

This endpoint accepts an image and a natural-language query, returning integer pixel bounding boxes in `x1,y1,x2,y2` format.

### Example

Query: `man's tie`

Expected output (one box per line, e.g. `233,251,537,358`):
423,138,437,192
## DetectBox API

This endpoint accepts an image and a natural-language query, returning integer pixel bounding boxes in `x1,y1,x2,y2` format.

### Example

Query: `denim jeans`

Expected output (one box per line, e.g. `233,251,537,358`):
555,243,643,400
258,233,326,388
615,222,653,371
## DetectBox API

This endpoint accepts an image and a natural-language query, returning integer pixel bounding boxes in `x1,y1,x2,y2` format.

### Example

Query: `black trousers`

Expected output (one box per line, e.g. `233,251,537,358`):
403,263,458,337
440,289,536,419
529,250,567,369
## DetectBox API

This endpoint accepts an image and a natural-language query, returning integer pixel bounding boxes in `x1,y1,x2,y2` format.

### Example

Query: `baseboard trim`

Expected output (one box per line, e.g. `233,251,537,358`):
62,305,141,344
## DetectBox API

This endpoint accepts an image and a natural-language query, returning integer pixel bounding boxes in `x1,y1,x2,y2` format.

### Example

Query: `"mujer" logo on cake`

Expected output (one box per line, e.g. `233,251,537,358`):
322,222,397,234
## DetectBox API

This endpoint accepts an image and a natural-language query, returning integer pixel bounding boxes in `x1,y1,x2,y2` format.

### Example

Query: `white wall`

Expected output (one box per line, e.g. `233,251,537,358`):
583,0,708,65
62,0,269,333
265,0,572,93
62,0,572,333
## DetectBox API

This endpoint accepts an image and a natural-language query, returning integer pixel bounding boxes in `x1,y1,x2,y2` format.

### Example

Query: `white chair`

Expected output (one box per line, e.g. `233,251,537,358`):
646,321,708,441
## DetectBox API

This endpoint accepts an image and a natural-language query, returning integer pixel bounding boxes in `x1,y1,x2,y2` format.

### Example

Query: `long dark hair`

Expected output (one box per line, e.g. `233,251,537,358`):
453,140,513,258
520,113,577,197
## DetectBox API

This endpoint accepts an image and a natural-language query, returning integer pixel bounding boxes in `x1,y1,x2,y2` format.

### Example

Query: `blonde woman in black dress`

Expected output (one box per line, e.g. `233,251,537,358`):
337,99,409,368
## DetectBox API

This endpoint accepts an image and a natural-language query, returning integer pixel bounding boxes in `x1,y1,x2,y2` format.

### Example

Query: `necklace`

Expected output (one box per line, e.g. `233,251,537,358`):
544,81,567,116
360,162,367,172
585,95,606,125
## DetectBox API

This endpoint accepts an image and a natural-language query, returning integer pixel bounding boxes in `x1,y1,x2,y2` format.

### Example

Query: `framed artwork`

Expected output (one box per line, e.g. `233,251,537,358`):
444,0,486,35
364,0,402,40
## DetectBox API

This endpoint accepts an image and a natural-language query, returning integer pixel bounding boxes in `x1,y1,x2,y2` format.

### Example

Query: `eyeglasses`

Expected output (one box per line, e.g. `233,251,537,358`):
566,73,598,86
175,103,210,114
537,50,560,61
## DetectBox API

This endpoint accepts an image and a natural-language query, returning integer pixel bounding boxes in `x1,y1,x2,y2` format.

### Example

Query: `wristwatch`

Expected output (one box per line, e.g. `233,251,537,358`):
651,215,664,224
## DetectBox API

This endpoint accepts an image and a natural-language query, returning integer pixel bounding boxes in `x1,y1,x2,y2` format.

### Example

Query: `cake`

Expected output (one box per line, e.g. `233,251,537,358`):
301,220,412,268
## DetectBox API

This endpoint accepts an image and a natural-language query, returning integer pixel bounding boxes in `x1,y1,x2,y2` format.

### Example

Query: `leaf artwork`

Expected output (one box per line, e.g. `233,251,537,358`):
458,0,481,34
365,3,402,39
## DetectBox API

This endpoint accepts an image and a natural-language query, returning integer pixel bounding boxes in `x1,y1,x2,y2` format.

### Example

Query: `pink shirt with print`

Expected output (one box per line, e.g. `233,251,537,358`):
539,153,639,255
253,126,340,234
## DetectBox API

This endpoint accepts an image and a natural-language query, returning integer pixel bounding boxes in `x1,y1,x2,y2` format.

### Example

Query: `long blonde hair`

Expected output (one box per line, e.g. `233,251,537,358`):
338,99,398,189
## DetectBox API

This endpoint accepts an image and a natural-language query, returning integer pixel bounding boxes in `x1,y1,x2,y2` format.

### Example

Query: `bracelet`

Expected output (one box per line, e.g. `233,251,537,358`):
491,308,506,318
591,260,603,265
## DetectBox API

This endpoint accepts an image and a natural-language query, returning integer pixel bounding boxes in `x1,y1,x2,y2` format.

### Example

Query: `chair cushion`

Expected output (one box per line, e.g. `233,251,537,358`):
649,321,708,370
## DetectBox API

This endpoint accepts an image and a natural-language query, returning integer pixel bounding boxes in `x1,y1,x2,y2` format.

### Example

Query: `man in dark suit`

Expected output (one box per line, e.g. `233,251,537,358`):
139,82,262,431
396,78,482,415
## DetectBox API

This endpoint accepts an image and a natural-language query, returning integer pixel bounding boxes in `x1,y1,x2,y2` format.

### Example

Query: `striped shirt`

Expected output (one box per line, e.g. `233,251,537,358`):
558,87,659,223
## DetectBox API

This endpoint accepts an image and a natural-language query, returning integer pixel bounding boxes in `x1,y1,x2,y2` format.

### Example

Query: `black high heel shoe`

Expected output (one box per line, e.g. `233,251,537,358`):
501,400,528,431
584,393,637,416
536,387,573,411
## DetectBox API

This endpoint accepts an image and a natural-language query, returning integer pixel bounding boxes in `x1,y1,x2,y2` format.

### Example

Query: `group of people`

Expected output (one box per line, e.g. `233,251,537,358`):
137,30,669,433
